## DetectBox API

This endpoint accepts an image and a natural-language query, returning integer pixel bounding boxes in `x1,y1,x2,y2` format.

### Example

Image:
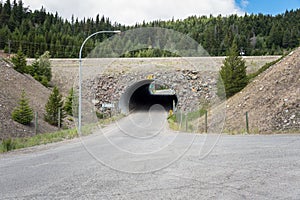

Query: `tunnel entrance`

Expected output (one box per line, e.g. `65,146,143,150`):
129,83,177,112
119,80,178,114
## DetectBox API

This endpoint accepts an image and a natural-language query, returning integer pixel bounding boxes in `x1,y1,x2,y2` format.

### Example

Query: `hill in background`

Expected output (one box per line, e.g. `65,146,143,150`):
0,1,300,58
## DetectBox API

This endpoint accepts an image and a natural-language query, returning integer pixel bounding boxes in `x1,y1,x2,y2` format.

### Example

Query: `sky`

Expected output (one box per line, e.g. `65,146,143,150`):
21,0,300,25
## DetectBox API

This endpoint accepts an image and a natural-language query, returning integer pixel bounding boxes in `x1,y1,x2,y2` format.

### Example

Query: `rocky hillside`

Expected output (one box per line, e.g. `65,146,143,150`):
0,60,58,139
222,48,300,133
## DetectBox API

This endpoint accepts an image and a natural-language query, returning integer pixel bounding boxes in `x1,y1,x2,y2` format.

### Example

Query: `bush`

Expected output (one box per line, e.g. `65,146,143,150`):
38,51,52,82
11,48,27,73
44,86,64,126
28,51,52,87
11,91,34,125
96,111,105,119
40,76,49,87
1,138,16,152
64,88,74,116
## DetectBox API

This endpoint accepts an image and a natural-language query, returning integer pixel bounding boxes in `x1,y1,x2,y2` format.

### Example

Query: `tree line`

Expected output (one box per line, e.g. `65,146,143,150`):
0,0,300,58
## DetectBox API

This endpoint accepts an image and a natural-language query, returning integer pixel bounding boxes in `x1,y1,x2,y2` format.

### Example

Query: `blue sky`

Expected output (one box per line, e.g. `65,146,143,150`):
23,0,300,25
237,0,300,15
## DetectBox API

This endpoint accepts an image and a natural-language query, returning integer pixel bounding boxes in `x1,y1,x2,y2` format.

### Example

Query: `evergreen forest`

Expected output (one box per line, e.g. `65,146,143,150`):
0,0,299,58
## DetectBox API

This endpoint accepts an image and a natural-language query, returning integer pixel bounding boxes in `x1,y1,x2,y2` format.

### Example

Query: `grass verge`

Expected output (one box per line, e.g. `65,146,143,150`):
0,125,95,153
167,114,180,131
168,108,208,132
0,114,125,153
98,114,125,126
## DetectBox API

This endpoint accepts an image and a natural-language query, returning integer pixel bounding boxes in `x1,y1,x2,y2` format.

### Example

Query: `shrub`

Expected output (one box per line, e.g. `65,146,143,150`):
11,91,34,125
44,86,64,126
38,51,52,82
1,138,16,152
11,48,27,73
96,111,105,119
64,88,74,116
28,51,52,87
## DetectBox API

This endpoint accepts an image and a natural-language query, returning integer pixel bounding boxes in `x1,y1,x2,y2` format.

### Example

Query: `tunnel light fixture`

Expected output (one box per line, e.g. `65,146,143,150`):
78,30,121,134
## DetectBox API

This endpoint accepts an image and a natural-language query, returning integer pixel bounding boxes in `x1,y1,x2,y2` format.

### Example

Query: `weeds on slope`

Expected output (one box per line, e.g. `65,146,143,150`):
0,114,125,153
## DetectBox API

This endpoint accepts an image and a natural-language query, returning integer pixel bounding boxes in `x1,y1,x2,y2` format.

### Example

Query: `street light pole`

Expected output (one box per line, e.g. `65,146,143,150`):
78,30,121,134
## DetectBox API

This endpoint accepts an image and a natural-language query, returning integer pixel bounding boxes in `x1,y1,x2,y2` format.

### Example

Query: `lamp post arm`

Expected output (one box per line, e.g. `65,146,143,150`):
78,30,121,134
79,30,121,60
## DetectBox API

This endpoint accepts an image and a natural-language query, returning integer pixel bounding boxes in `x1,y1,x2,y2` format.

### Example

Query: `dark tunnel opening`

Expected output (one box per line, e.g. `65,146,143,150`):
129,83,178,112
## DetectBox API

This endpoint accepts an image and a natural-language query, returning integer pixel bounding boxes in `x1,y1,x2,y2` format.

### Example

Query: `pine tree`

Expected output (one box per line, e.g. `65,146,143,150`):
12,90,34,125
44,86,64,126
39,51,52,81
217,43,248,99
36,51,52,86
27,51,52,87
11,47,27,73
0,0,11,26
64,88,74,116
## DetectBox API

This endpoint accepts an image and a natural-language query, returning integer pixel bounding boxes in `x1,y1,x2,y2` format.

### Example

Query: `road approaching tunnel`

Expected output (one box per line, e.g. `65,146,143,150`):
119,80,178,114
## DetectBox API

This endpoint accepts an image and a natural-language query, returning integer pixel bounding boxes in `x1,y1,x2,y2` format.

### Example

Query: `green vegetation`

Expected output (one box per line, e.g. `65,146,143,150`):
96,111,105,119
0,114,124,153
0,131,73,153
63,88,74,116
98,114,125,125
247,56,284,81
167,114,180,131
1,1,300,57
0,126,92,153
186,108,208,122
121,48,179,58
10,49,52,87
27,51,52,87
0,138,16,152
11,47,27,73
168,105,209,132
168,113,195,132
44,86,64,126
96,111,126,125
217,43,248,99
11,90,34,125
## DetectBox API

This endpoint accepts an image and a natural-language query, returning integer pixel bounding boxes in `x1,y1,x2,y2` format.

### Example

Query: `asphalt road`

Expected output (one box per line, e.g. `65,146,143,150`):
1,109,300,199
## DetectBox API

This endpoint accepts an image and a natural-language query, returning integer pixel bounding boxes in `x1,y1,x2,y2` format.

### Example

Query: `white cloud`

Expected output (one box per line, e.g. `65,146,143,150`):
22,0,245,25
240,0,249,8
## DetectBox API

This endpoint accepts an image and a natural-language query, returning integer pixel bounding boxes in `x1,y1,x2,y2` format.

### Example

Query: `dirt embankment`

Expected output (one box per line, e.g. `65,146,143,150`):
0,60,58,139
223,48,300,133
1,53,296,138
